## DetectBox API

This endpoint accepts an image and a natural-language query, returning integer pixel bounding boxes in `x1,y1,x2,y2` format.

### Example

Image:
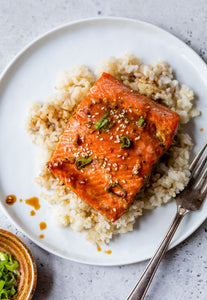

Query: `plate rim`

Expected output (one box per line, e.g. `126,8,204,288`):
0,16,207,266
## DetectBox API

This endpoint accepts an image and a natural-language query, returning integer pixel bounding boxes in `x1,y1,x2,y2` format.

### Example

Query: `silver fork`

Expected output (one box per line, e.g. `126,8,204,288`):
127,141,207,300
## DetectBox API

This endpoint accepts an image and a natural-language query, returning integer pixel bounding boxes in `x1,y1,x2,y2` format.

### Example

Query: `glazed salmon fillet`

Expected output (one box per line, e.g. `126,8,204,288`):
47,73,179,222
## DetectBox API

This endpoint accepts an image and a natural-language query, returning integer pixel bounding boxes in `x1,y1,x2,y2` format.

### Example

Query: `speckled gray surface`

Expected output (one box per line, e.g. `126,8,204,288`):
0,0,207,299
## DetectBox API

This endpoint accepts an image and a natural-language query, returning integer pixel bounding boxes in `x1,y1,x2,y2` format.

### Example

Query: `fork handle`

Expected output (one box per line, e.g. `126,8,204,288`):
127,206,189,300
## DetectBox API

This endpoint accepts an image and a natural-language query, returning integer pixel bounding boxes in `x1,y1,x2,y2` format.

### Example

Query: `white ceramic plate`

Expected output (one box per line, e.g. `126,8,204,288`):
0,17,207,266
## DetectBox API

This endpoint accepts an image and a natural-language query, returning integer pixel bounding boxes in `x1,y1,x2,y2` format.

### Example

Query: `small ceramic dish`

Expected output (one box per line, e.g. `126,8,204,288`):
0,229,37,300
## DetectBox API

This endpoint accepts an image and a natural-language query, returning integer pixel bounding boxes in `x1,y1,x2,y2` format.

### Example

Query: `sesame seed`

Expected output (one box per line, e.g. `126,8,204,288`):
106,167,111,172
88,115,91,118
114,168,118,171
122,156,125,160
129,109,132,113
126,131,129,134
117,154,121,157
104,158,108,161
122,180,126,183
95,112,99,115
118,120,121,123
100,138,103,141
113,208,116,212
92,115,96,119
68,179,71,182
101,107,105,110
68,149,71,152
113,163,117,167
135,136,140,141
92,168,95,171
80,169,84,173
110,136,113,140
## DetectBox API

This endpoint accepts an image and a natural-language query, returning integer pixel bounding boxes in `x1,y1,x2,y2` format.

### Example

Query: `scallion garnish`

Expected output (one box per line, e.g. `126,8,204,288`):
76,157,93,169
106,183,126,198
120,136,131,148
137,117,145,126
0,251,20,299
102,120,115,132
94,111,110,130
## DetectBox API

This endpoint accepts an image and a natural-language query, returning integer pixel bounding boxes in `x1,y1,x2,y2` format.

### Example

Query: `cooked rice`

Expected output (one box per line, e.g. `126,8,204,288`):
25,53,199,244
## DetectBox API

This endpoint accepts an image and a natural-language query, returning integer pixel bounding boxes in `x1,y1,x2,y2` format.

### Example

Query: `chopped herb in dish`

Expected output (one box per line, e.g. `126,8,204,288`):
94,111,110,130
120,136,131,148
106,183,126,198
76,157,93,169
0,252,20,299
137,117,145,126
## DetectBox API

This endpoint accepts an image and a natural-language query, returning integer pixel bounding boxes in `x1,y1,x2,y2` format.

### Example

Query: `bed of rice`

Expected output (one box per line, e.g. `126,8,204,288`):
25,53,200,244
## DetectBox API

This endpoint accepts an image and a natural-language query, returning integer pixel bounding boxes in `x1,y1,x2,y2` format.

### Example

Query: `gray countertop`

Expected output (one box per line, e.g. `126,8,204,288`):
0,0,207,299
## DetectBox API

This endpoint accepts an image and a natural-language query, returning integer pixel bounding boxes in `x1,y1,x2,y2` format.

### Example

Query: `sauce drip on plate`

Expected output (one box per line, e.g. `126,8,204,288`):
30,210,36,216
104,250,112,255
39,234,44,239
25,197,40,210
97,245,102,252
5,195,16,205
39,222,47,230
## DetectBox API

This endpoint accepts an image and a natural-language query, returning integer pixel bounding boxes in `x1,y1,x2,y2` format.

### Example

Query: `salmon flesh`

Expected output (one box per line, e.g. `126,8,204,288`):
47,72,179,222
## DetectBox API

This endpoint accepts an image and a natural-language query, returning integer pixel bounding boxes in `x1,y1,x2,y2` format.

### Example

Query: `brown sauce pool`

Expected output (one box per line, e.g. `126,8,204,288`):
25,197,40,210
39,222,47,230
39,234,44,239
5,195,16,205
19,198,23,203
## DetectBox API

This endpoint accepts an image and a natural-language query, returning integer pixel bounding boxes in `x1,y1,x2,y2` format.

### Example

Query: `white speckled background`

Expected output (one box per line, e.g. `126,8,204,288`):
0,1,207,299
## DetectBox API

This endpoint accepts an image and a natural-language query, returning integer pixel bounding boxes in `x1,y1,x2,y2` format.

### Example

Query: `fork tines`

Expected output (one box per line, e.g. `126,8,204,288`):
189,141,207,195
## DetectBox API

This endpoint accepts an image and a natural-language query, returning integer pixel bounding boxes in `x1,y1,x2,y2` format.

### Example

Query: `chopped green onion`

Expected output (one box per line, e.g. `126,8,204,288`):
137,117,145,126
5,261,18,272
94,111,110,130
0,289,8,300
76,157,93,169
5,273,15,287
106,183,126,198
120,136,131,148
102,120,115,132
0,254,7,262
99,118,109,129
8,286,16,296
0,280,4,291
0,252,20,299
